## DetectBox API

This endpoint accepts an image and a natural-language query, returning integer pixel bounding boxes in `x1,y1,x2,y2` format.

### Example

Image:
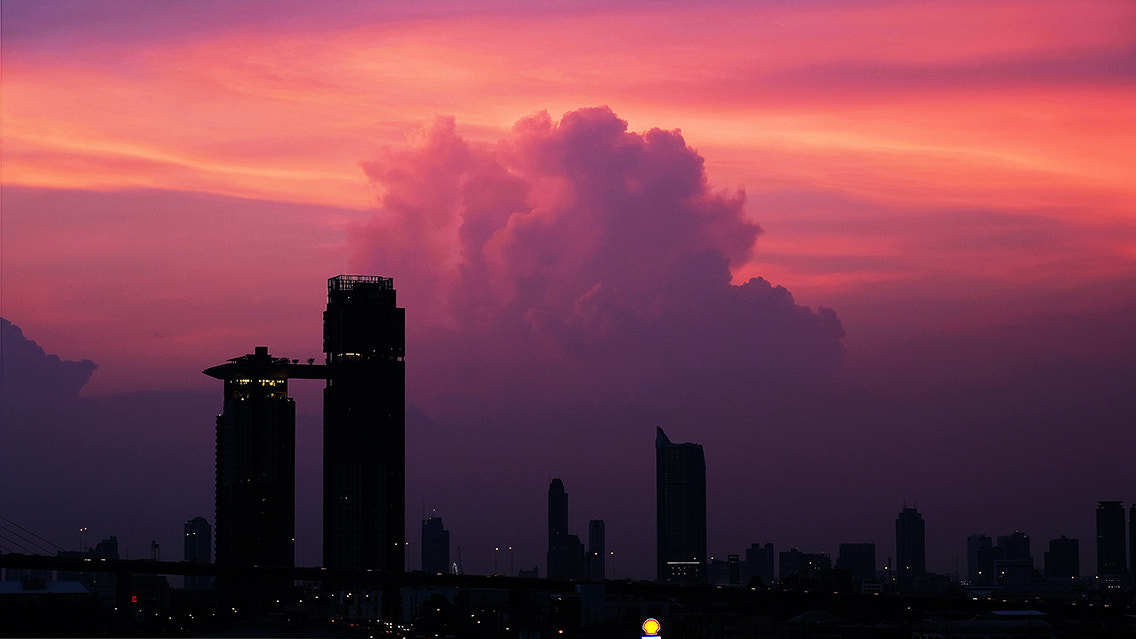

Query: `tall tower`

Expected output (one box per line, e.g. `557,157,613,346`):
205,346,303,612
323,275,406,572
1096,500,1126,576
547,478,569,580
207,347,297,570
895,506,926,582
655,427,707,584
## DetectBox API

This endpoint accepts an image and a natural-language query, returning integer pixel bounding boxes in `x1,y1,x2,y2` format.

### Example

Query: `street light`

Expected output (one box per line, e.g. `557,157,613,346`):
494,547,500,576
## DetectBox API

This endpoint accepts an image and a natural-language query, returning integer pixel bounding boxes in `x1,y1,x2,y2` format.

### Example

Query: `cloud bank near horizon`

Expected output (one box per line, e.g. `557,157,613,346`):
351,107,845,418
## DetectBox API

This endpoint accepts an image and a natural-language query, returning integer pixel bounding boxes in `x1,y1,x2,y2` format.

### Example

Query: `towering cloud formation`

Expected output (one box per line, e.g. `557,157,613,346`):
353,107,844,419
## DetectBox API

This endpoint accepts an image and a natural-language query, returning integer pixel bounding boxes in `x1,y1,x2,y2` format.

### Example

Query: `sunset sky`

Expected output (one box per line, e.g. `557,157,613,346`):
2,0,1134,579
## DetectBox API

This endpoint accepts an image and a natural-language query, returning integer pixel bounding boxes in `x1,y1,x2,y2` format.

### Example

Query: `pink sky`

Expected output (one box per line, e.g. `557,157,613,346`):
2,0,1134,579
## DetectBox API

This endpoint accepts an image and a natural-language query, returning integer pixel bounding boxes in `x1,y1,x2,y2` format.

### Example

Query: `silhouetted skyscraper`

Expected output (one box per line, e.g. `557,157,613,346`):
587,519,605,580
205,347,305,612
323,275,405,572
1044,536,1079,580
420,516,450,574
547,478,569,579
967,534,994,586
183,516,212,591
206,347,296,571
895,506,926,581
656,427,706,584
1096,500,1126,576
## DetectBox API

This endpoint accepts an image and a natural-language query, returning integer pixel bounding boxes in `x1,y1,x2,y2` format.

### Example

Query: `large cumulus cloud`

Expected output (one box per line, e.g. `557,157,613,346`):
353,107,844,419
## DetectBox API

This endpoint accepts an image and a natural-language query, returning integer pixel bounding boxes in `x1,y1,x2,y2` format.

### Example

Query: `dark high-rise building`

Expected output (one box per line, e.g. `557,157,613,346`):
997,531,1032,564
656,427,706,584
967,534,994,586
836,543,876,581
323,275,405,572
895,506,926,580
587,519,605,581
206,347,297,571
1096,500,1126,576
1044,536,1079,580
547,478,569,580
183,516,212,591
205,347,317,612
420,516,450,574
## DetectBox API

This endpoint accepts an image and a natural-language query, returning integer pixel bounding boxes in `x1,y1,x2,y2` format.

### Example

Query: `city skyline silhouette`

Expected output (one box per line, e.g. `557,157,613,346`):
2,0,1134,591
2,307,1131,582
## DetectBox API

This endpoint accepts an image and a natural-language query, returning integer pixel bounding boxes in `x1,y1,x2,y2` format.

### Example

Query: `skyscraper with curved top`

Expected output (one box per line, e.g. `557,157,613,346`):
656,427,706,584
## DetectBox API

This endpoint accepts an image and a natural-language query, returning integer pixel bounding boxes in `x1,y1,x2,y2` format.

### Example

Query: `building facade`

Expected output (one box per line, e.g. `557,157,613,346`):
656,427,707,584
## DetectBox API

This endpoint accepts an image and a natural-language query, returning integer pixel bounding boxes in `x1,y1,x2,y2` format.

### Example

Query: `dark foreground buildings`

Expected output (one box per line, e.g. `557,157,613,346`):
656,427,707,584
204,275,405,611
